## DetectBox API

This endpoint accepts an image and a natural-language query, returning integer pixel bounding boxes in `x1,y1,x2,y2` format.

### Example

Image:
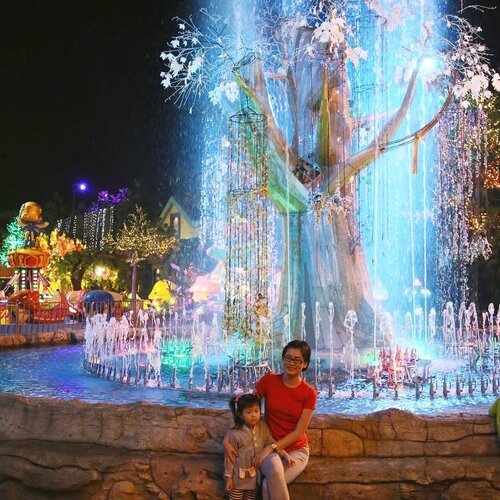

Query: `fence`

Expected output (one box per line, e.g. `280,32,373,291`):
0,300,82,335
0,299,144,336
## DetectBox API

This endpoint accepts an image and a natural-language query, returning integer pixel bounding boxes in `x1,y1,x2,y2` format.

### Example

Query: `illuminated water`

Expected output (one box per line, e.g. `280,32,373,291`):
1,2,495,420
0,344,494,415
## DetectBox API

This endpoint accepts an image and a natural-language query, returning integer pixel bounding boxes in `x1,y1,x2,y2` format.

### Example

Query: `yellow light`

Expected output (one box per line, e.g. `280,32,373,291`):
94,266,105,277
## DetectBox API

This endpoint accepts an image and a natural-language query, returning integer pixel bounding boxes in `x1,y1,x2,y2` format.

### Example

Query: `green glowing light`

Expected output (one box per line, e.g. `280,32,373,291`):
161,338,194,369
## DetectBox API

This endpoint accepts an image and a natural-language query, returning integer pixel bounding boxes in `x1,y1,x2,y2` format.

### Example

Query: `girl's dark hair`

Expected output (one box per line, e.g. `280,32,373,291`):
229,393,261,428
282,339,312,371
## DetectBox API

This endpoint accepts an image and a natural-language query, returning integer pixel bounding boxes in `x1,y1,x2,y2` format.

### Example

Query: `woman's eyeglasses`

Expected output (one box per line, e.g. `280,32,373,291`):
283,355,304,365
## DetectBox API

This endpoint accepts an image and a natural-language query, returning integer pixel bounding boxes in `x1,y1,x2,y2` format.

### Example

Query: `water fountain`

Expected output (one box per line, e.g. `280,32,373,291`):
76,298,499,414
1,0,498,416
1,1,499,497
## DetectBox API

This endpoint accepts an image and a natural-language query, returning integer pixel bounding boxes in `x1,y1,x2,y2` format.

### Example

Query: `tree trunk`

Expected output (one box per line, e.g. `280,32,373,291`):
71,263,85,291
130,263,138,313
276,209,373,350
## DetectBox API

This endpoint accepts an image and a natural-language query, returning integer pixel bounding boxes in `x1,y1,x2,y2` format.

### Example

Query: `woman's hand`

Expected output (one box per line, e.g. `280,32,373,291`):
223,436,238,469
280,450,295,467
253,445,272,469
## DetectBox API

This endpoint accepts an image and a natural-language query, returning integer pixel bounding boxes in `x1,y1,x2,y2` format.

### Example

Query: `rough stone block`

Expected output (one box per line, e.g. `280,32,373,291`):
53,331,70,344
306,428,321,456
108,480,157,500
298,457,428,484
424,456,500,483
441,481,500,500
378,409,427,441
424,435,499,456
399,482,443,499
150,453,224,500
426,417,473,441
0,336,14,347
324,482,402,499
13,334,27,346
0,455,101,491
363,439,425,457
37,332,55,344
70,329,85,343
322,429,364,457
289,482,323,498
312,412,378,439
473,420,496,434
24,466,101,492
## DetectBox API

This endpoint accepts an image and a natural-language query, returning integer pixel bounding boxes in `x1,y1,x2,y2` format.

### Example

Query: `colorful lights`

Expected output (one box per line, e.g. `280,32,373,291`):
224,107,271,346
161,338,193,369
0,217,25,266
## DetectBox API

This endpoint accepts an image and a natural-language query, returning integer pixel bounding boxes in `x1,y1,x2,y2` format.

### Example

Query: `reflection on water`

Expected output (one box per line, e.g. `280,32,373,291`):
0,345,494,415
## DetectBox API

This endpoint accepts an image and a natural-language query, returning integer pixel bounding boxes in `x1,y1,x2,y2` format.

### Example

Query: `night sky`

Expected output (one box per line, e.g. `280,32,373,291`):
0,0,498,222
0,0,200,221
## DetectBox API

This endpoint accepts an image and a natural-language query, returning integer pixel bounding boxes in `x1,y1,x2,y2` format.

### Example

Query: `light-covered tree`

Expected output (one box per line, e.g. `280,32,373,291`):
38,230,88,290
0,217,25,266
105,206,178,308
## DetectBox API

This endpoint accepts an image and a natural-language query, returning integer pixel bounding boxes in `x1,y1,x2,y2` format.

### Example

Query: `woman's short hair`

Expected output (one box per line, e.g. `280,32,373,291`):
282,339,311,371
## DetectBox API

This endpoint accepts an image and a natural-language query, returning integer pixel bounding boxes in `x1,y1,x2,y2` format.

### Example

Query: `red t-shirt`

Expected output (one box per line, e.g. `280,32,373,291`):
255,373,317,451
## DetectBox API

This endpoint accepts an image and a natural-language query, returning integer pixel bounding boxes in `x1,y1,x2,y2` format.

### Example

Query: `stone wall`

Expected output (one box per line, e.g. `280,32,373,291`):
0,393,498,499
0,328,84,348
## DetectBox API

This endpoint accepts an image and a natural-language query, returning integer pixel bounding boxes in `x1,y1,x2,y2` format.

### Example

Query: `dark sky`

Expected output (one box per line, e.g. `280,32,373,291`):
0,0,498,220
0,0,200,219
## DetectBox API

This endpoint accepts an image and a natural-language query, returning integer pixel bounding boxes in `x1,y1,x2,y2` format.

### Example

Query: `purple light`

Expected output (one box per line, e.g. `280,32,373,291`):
78,183,88,192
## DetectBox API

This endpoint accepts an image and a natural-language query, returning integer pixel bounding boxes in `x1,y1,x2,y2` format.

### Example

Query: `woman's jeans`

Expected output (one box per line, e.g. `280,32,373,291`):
261,447,309,500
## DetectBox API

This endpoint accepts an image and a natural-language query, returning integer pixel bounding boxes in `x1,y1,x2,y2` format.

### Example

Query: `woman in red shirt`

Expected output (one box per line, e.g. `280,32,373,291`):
225,340,317,500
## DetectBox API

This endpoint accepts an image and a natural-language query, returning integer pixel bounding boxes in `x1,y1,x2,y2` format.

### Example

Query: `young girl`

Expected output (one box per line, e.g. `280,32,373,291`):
224,393,292,500
225,340,317,500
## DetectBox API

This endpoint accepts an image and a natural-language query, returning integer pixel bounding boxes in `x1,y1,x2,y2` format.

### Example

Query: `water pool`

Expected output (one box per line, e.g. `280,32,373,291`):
0,344,495,415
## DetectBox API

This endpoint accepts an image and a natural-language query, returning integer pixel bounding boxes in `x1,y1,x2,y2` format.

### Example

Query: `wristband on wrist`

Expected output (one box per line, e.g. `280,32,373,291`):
270,443,278,453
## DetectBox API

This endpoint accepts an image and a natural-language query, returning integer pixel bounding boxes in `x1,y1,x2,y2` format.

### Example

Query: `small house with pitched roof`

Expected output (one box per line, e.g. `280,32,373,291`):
159,196,200,240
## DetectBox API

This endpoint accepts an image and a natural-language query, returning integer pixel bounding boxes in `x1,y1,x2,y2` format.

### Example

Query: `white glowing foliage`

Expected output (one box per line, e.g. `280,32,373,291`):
344,46,368,68
312,10,346,45
467,236,492,264
208,85,224,106
208,82,239,106
442,16,499,107
170,58,183,77
491,73,500,91
187,56,204,78
309,7,369,66
158,14,238,105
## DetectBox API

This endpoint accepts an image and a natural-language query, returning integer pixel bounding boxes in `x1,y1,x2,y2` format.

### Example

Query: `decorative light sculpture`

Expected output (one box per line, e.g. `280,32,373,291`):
436,104,488,308
224,106,270,345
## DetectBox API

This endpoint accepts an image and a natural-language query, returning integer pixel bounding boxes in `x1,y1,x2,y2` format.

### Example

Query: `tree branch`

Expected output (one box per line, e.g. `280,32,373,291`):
233,60,310,212
331,80,455,190
329,60,421,189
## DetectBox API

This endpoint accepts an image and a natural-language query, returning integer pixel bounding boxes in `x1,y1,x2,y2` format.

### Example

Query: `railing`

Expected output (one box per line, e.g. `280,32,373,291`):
0,299,144,335
0,300,83,335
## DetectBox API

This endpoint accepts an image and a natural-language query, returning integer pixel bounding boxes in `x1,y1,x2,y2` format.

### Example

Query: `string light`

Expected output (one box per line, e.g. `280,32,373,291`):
436,103,489,306
224,106,271,347
106,206,178,267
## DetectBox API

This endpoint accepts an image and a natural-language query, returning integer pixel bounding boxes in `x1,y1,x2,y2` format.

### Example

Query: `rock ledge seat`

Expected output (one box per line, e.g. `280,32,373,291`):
0,394,498,499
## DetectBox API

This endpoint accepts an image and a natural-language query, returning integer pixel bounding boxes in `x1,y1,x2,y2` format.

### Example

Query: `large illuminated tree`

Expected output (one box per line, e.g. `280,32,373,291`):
161,1,499,346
